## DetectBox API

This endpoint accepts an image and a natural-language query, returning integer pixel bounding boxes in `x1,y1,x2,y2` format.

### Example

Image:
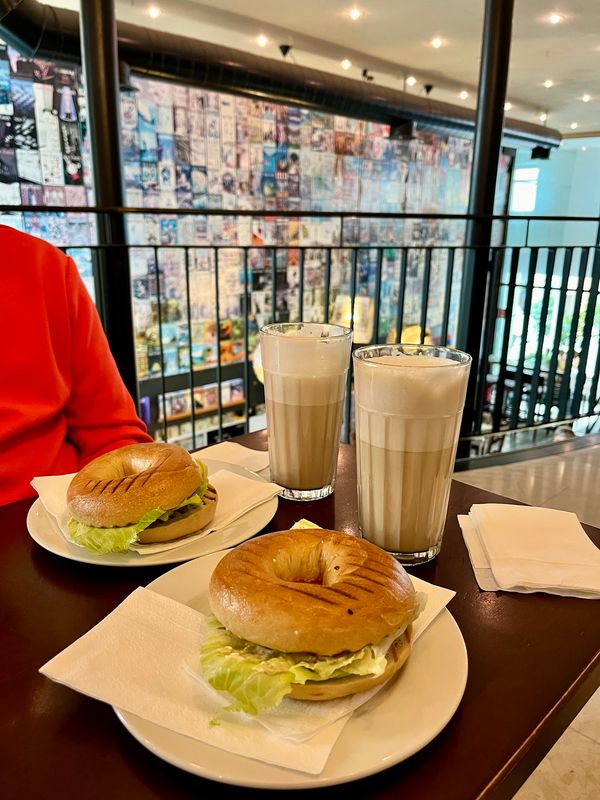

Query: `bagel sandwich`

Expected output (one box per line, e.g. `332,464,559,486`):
199,528,424,715
66,442,217,554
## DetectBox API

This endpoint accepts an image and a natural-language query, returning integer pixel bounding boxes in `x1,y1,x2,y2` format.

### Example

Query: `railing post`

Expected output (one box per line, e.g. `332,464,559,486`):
79,0,138,401
457,0,515,444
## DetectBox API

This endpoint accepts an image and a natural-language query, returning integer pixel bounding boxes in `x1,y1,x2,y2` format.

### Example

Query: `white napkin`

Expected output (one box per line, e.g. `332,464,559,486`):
196,441,269,473
39,578,455,775
31,468,281,557
458,504,600,599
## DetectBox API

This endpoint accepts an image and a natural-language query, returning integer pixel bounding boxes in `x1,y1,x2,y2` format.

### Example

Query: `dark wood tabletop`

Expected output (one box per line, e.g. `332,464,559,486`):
1,430,599,800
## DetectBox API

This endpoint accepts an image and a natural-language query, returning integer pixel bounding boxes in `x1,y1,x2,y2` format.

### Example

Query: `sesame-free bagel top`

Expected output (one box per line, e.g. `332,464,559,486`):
209,528,417,656
67,442,201,528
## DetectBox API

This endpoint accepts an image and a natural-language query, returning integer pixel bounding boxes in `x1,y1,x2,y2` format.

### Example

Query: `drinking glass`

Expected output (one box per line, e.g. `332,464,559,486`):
353,344,471,564
260,322,352,501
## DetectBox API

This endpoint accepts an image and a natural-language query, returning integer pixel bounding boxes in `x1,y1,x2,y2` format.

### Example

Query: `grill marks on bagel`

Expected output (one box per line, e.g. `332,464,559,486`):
67,442,206,528
209,528,417,656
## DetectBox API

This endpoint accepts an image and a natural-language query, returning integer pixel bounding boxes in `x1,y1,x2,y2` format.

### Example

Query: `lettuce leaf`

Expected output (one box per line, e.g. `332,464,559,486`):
198,617,392,716
67,488,206,554
196,459,209,498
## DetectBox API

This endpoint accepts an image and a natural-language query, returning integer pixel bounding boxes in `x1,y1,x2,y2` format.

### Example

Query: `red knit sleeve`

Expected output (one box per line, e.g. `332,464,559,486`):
63,256,152,466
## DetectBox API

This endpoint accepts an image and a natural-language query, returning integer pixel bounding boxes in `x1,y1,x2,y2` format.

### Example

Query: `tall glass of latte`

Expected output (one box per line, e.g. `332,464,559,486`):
260,322,352,501
353,344,471,564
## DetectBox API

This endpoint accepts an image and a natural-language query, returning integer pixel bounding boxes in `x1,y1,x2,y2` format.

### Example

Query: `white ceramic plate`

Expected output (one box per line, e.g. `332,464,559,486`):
26,460,277,567
115,551,468,789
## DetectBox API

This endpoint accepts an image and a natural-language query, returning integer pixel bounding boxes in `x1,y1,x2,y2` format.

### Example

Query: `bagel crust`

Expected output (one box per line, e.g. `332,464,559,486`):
67,442,202,527
209,529,417,656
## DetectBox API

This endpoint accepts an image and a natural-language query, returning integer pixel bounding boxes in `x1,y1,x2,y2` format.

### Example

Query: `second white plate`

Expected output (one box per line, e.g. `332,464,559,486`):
26,460,277,567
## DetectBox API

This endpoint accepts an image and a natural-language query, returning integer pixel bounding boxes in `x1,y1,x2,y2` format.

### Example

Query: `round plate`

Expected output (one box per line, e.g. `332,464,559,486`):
26,460,277,567
115,551,468,788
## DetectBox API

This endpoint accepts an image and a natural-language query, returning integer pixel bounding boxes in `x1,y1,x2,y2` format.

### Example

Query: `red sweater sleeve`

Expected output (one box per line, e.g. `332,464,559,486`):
0,226,152,505
63,255,153,465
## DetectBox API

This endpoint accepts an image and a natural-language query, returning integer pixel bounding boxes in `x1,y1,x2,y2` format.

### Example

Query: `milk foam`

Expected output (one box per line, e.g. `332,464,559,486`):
354,354,470,452
354,354,468,416
261,325,351,377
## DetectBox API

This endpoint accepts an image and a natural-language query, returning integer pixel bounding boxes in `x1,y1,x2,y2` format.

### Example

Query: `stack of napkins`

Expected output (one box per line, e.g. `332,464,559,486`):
459,504,600,599
31,443,278,556
39,577,455,775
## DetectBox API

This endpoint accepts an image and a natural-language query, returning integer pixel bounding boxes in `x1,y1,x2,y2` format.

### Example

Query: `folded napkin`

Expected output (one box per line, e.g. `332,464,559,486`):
196,441,269,473
39,577,455,775
458,504,600,599
32,467,281,557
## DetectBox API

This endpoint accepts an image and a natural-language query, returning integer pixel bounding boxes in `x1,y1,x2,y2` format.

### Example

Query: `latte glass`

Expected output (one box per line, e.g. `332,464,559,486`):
260,322,352,501
353,344,471,564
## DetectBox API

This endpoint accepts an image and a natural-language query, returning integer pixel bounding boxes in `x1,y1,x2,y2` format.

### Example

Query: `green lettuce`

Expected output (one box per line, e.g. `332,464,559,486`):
67,487,206,555
199,616,393,716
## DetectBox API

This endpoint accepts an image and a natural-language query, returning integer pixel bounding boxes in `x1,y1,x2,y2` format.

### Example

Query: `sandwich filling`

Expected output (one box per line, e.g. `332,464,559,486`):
67,461,210,554
199,594,424,716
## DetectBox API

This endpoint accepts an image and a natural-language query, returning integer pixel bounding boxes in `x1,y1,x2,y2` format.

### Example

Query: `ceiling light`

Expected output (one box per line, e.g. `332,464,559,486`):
581,94,591,102
341,59,352,70
257,34,268,47
570,122,578,129
539,112,548,122
548,13,564,25
504,102,512,111
147,4,161,18
459,90,469,100
348,6,363,21
582,146,587,151
431,36,443,49
543,79,554,88
406,75,417,87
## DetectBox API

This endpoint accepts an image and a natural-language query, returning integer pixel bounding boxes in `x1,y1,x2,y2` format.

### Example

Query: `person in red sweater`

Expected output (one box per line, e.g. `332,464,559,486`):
0,226,152,505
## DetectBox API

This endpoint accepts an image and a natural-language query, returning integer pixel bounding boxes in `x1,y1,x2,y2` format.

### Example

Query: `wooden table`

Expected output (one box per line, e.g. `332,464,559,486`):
1,431,599,800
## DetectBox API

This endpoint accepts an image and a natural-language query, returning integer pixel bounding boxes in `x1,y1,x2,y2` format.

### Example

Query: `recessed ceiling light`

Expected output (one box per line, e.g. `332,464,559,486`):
406,75,417,86
581,146,587,151
539,112,548,122
341,59,352,70
431,36,443,49
581,94,591,102
459,90,469,100
504,102,512,111
543,79,554,88
257,34,268,47
348,6,363,21
147,4,161,18
570,122,578,129
548,12,564,25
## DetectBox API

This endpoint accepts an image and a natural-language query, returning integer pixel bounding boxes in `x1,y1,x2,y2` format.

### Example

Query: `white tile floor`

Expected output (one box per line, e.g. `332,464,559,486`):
455,444,600,800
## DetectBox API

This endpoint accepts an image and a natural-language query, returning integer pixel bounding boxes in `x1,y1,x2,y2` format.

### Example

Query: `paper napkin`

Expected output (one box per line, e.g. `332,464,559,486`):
39,578,455,775
195,441,269,473
458,504,600,599
31,467,281,557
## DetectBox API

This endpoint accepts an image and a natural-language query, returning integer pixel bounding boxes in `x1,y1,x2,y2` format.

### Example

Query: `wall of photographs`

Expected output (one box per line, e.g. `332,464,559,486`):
0,41,513,447
123,75,512,446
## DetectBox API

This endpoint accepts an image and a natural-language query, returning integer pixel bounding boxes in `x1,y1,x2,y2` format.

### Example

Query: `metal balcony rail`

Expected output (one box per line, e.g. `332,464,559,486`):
1,206,599,462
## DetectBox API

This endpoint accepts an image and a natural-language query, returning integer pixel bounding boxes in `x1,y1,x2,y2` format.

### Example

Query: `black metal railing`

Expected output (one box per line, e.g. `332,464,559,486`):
2,206,599,460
